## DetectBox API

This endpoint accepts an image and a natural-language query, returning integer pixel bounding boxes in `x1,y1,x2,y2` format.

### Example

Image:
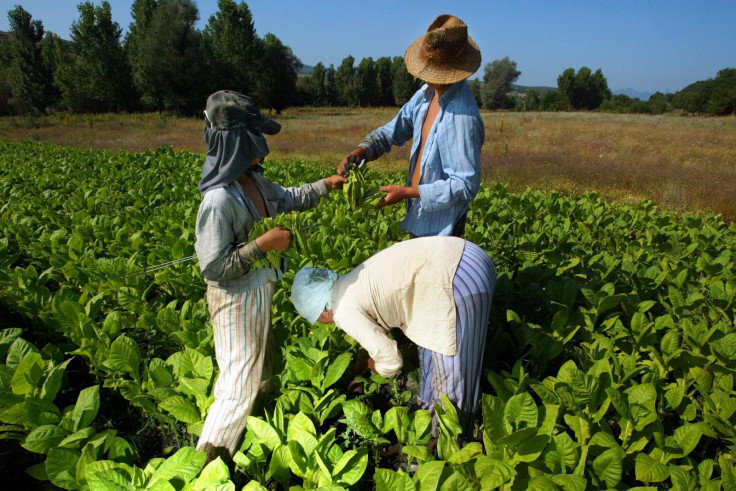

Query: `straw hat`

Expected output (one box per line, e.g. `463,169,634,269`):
404,14,481,85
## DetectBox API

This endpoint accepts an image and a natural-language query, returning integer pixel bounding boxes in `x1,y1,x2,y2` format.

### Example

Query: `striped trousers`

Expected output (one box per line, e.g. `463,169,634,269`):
196,281,275,460
417,241,496,436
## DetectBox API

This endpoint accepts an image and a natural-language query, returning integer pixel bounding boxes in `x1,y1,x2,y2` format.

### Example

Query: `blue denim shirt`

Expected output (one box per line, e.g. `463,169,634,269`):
358,81,484,237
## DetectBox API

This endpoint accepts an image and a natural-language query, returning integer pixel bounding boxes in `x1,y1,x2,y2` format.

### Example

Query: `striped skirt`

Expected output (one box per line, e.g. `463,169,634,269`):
417,241,496,435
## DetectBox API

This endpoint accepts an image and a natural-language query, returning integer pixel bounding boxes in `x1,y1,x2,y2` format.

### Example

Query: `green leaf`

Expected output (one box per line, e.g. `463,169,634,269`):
72,385,100,432
105,336,141,381
266,445,291,489
475,456,515,489
374,468,415,491
148,447,206,487
503,392,538,432
46,447,81,490
635,452,670,483
674,424,702,456
193,457,230,490
158,396,200,424
287,412,318,456
544,432,577,473
10,351,45,396
245,416,281,451
592,447,623,488
626,383,657,431
414,459,445,489
21,424,68,455
332,448,368,486
322,352,352,389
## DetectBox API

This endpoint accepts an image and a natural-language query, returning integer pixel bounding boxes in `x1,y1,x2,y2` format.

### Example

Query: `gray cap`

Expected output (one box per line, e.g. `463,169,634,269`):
204,90,281,135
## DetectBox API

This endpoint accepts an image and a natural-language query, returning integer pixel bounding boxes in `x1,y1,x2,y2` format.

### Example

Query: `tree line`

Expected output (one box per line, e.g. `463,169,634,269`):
1,0,734,117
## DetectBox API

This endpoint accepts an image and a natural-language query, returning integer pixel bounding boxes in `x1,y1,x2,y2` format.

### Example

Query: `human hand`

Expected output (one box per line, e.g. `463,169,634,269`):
338,148,366,176
376,185,419,208
367,357,378,374
324,174,348,191
255,226,292,252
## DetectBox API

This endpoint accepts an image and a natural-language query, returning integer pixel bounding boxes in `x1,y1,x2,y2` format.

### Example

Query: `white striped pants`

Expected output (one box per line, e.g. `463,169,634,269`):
417,242,496,436
196,281,274,459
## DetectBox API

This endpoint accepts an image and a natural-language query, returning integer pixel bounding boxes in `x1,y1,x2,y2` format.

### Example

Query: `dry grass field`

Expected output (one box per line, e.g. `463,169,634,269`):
1,108,734,221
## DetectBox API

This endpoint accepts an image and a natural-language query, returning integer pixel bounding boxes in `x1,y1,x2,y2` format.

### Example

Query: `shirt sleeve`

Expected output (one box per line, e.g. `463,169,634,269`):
259,177,329,214
418,111,483,212
335,309,403,378
357,90,422,162
195,199,264,281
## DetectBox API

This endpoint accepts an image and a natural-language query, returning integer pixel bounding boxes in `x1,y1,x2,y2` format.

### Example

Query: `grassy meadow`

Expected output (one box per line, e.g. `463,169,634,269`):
1,108,734,221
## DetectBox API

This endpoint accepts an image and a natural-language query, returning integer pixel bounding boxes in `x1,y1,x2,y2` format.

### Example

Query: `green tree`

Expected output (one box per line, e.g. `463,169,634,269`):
54,1,132,112
0,40,12,115
539,89,562,111
468,78,482,107
308,61,327,106
201,0,262,96
524,87,540,111
390,56,417,106
324,64,338,106
557,66,611,110
375,56,393,106
355,57,379,107
648,91,670,115
128,0,205,113
6,5,57,114
258,32,301,113
335,55,357,106
481,57,521,110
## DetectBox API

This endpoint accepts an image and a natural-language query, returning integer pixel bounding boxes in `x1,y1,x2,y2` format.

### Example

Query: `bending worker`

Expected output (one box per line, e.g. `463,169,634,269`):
290,236,496,435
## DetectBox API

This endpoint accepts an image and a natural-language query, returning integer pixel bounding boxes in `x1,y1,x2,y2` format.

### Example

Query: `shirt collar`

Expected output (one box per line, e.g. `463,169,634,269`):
421,81,464,107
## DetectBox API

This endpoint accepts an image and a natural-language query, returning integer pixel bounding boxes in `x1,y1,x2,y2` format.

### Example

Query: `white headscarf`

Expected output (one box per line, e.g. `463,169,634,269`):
291,267,339,324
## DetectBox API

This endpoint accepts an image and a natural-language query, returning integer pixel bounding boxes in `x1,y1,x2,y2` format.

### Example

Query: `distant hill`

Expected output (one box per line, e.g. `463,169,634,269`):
613,88,654,100
298,64,314,74
511,84,556,94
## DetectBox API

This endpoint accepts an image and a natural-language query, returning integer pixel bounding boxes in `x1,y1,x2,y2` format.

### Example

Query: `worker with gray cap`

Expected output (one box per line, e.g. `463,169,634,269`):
194,90,345,462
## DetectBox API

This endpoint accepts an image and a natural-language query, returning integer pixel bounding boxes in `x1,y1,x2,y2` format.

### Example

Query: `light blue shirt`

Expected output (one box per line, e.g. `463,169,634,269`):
358,81,484,237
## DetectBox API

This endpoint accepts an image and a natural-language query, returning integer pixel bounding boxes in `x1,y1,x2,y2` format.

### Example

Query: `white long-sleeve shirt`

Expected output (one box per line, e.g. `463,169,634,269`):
331,236,466,377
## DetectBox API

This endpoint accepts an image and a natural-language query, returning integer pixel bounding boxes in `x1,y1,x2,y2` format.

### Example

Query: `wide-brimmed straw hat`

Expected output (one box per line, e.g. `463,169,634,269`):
404,14,481,85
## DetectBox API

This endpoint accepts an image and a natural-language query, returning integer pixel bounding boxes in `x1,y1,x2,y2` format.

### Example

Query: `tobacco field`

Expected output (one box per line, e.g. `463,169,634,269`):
1,140,735,490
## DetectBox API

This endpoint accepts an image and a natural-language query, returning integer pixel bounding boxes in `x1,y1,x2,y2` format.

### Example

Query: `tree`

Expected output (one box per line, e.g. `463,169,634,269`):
390,56,417,106
524,88,540,111
557,66,611,110
468,78,482,107
481,57,521,110
375,56,393,106
308,61,327,106
6,5,57,114
324,64,338,106
54,1,133,112
335,55,357,106
127,0,205,113
258,33,301,113
355,57,379,107
200,0,262,96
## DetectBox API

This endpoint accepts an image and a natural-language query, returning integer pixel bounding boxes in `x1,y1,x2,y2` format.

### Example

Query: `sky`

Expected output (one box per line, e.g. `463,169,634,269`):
1,0,735,95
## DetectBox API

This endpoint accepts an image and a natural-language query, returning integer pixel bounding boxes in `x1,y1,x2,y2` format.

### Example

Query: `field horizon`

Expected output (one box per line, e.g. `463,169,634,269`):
1,109,734,221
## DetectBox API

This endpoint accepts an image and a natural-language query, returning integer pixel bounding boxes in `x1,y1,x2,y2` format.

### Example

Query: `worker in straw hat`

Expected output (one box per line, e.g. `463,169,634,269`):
290,236,497,438
339,14,484,238
194,90,346,463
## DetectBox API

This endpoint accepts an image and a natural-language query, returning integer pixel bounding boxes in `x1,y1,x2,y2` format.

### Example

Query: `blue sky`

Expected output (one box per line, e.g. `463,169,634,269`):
1,0,734,94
